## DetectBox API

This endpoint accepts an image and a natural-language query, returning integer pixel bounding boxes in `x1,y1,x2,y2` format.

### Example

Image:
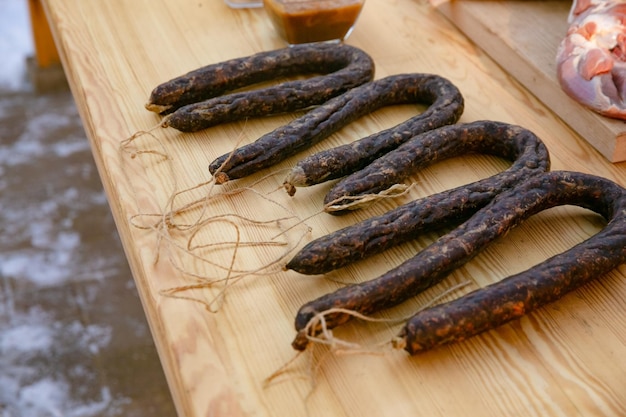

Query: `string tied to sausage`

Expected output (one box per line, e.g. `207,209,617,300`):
118,129,315,312
291,281,472,353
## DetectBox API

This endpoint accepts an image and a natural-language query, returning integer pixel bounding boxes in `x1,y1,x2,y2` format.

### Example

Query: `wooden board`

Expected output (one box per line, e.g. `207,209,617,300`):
40,0,626,416
436,0,626,162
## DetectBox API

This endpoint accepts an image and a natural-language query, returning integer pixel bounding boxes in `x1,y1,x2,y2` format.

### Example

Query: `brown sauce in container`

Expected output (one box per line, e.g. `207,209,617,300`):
264,0,365,44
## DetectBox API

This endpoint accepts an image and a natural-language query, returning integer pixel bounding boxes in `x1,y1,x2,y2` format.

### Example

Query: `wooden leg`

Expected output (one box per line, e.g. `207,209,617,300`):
28,0,61,68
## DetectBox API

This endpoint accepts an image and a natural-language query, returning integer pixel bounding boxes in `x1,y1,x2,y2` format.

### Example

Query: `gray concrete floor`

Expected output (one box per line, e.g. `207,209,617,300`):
0,67,177,416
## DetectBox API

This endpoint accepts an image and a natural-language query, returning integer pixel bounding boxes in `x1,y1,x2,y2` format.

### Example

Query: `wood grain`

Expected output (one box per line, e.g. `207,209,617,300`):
40,0,626,416
436,0,626,162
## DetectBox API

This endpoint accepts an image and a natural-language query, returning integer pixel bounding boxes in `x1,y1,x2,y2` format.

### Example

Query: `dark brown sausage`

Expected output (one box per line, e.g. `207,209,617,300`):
209,73,463,184
292,171,626,351
395,171,626,354
285,121,550,275
150,43,374,130
322,120,543,214
283,73,464,195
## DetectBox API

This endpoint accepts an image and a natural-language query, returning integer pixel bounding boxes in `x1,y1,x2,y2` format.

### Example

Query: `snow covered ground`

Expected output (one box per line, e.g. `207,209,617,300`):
0,2,175,416
0,1,33,91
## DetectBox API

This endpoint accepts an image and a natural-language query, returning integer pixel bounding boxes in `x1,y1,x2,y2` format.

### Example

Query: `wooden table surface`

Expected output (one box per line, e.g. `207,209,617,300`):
41,0,626,416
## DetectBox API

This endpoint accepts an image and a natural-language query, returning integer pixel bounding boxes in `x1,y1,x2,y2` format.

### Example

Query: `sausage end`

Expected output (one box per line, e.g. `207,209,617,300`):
291,330,310,351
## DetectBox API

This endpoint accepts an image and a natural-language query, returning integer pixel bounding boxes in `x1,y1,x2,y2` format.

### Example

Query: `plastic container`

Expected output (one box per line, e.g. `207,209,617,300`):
263,0,365,44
